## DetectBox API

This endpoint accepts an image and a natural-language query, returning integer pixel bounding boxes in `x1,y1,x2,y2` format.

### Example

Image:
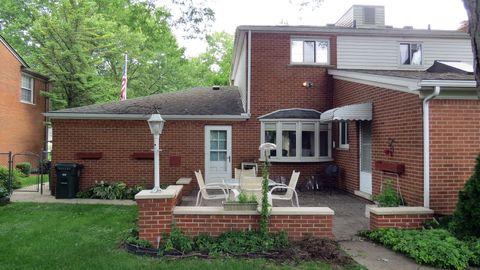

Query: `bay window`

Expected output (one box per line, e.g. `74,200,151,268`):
261,120,332,162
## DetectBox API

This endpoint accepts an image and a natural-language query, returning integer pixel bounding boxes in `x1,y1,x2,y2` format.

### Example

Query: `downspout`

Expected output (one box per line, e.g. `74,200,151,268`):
247,30,251,115
422,86,441,208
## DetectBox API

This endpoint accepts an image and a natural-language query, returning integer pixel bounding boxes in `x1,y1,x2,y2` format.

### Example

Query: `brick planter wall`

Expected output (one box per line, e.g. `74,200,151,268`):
369,207,434,230
136,186,334,246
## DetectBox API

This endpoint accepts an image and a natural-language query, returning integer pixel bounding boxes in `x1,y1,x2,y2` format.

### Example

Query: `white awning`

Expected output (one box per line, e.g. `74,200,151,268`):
320,103,372,122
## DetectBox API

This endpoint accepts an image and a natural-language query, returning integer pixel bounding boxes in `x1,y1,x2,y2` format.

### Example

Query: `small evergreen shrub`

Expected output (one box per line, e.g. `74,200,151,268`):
16,162,32,176
450,154,480,239
375,179,404,207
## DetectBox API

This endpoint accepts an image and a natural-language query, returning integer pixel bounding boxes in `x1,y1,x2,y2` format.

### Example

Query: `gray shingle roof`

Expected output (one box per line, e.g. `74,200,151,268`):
341,69,475,81
51,86,245,115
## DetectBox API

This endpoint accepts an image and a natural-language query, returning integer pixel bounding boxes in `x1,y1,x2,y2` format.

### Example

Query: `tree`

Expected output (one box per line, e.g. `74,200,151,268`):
450,154,480,239
463,0,480,85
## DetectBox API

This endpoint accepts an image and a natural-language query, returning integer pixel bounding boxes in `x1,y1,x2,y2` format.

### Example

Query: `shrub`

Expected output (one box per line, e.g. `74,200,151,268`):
364,228,473,270
159,228,289,256
375,179,404,207
16,162,31,176
0,166,21,190
125,236,153,248
76,181,144,200
0,186,9,198
466,238,480,266
450,154,480,239
237,192,257,203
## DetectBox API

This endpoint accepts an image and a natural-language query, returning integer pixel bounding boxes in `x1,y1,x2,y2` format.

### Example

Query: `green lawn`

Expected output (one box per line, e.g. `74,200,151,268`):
18,174,49,187
0,203,362,270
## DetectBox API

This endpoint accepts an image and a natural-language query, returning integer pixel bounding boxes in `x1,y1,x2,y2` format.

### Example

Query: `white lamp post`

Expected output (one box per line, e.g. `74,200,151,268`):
147,113,165,192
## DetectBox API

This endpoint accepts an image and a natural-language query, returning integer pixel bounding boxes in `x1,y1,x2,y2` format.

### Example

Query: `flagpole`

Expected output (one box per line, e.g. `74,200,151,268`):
124,53,128,100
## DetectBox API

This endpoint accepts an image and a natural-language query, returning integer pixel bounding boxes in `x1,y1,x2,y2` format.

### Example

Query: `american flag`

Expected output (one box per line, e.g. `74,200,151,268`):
120,54,127,101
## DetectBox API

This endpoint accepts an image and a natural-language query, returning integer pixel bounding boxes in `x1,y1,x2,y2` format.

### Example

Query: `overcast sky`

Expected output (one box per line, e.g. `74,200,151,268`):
160,0,468,57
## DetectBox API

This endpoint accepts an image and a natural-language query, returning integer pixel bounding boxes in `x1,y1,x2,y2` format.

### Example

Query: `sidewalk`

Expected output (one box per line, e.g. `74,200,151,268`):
341,239,439,270
10,184,135,205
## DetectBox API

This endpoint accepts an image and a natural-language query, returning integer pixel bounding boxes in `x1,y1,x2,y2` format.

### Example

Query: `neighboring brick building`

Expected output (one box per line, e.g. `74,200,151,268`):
46,5,479,215
0,35,49,160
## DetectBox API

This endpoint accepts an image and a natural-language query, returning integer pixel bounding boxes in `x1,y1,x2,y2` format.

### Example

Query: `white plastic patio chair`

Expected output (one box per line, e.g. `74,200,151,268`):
239,176,263,203
268,171,300,207
194,170,228,206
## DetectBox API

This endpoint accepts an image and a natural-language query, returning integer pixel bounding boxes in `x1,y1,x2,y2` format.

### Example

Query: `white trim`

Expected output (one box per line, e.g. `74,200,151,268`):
20,74,34,104
258,108,322,119
205,126,232,184
338,121,349,149
419,80,477,88
44,113,250,121
247,30,252,115
328,69,421,92
260,120,332,162
290,37,330,65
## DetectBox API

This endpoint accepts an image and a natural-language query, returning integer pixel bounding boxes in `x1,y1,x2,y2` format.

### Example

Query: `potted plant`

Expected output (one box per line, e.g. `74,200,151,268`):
365,179,404,217
223,192,258,211
0,186,10,206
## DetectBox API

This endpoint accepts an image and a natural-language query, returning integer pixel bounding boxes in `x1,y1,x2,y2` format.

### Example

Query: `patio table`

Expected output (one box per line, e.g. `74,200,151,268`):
223,178,285,189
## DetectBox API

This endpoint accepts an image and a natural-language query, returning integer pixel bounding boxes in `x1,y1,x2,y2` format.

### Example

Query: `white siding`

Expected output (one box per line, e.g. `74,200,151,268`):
337,36,473,70
233,36,247,110
353,6,385,28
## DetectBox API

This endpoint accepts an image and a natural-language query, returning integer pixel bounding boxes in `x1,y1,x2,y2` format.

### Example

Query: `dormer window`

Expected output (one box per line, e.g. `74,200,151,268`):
21,74,34,104
399,43,422,66
291,38,329,65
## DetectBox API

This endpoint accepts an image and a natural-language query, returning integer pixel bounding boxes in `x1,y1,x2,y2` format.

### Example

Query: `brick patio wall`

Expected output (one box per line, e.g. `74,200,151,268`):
332,79,424,207
0,42,48,157
429,99,480,214
136,186,334,246
370,213,434,230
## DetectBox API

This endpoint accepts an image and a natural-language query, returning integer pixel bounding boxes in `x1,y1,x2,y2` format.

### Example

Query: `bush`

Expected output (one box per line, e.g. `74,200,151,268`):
0,166,21,190
375,179,404,207
0,186,9,198
76,181,144,200
467,238,480,266
159,228,289,256
450,154,480,239
16,162,31,176
363,228,473,270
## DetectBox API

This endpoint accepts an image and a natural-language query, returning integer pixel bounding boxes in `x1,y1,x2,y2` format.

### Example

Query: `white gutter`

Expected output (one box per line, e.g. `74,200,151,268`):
44,113,250,121
422,85,441,208
247,30,252,115
419,80,477,88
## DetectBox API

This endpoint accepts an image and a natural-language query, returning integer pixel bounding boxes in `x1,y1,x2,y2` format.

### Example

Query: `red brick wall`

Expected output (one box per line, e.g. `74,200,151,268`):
137,193,182,245
175,213,333,241
429,99,480,214
370,213,433,230
332,79,424,206
0,43,48,159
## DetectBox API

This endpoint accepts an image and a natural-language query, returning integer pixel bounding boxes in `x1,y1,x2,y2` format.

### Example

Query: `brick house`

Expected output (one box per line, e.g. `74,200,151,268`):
46,5,479,215
0,35,49,158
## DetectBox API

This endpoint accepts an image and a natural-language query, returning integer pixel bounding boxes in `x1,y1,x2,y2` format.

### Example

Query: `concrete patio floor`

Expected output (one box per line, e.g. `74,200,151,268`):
181,189,370,240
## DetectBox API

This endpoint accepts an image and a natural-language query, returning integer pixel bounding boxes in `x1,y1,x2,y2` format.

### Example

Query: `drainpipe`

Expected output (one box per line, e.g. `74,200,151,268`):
247,30,251,115
422,85,441,208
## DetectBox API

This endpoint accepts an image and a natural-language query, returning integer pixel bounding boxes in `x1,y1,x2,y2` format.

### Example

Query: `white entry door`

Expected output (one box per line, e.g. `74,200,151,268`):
205,126,232,184
359,121,372,195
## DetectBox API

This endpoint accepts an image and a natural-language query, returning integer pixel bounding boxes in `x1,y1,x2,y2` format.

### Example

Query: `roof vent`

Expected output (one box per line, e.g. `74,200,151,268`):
212,85,220,90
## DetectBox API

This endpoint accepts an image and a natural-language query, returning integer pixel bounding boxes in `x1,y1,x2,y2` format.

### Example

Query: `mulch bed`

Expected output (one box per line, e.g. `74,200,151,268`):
125,238,353,265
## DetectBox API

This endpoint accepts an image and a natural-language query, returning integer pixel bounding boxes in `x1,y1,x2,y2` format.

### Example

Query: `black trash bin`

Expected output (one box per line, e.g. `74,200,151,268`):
55,163,82,199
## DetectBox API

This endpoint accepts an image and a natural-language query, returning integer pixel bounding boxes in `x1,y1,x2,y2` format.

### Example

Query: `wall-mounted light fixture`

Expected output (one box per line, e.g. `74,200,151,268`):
302,81,313,88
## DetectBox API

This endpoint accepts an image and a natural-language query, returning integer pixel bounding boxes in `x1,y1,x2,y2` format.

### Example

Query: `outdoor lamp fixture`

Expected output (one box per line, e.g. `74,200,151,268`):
302,81,313,88
259,143,277,160
147,113,165,192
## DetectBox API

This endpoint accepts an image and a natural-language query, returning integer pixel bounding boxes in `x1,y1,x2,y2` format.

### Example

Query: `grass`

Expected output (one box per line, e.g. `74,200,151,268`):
18,174,49,187
0,203,363,270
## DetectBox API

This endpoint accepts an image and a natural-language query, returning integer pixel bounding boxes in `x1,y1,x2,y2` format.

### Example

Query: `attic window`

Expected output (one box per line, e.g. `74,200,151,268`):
363,7,375,24
399,43,422,66
291,38,329,65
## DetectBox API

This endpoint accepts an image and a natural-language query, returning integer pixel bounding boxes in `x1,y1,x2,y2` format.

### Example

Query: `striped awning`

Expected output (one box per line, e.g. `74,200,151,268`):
320,103,372,122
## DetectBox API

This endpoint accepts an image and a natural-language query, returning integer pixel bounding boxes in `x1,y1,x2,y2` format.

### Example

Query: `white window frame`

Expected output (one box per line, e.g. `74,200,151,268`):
260,120,332,162
398,42,423,67
338,121,349,150
20,74,34,104
290,37,330,65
